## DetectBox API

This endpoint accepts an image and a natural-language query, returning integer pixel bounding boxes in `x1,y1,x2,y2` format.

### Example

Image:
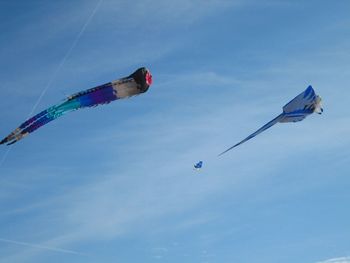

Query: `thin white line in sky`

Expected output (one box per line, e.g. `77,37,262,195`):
29,0,104,116
0,238,86,255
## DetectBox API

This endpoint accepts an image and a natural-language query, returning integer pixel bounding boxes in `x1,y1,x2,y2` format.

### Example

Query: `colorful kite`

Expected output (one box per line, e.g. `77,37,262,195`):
1,67,152,145
218,85,323,156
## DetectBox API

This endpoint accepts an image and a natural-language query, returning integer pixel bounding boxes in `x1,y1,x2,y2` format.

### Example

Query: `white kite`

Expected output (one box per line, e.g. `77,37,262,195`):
218,85,323,156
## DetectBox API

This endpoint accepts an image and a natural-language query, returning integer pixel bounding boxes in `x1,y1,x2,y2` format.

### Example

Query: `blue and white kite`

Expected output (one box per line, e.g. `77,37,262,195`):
218,85,323,156
193,86,323,169
194,161,203,170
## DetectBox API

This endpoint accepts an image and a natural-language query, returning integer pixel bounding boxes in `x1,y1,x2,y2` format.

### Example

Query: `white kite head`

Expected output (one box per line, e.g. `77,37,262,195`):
314,95,323,114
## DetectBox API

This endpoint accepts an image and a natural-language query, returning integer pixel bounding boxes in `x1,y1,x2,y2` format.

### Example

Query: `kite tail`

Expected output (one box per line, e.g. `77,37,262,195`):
0,100,81,145
1,82,119,145
218,113,284,156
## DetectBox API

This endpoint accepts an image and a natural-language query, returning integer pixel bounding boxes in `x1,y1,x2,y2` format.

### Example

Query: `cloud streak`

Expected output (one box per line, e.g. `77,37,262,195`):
317,257,350,263
1,1,350,263
0,238,85,256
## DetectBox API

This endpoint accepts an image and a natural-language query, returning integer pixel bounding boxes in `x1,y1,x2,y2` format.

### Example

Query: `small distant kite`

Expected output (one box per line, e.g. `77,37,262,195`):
218,85,323,156
194,161,203,170
1,67,152,145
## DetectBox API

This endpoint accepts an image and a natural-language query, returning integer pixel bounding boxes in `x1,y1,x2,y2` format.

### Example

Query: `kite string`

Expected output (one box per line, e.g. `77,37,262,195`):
0,0,103,168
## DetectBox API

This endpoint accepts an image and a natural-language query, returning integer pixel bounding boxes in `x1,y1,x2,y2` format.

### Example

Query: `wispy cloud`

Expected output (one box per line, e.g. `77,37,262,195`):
0,238,85,256
1,1,350,263
317,257,350,263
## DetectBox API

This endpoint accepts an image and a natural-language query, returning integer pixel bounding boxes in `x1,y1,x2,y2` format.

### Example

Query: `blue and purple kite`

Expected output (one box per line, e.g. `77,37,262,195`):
1,67,152,145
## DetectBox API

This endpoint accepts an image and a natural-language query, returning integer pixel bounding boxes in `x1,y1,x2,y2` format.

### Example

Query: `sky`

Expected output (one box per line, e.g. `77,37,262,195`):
0,0,349,262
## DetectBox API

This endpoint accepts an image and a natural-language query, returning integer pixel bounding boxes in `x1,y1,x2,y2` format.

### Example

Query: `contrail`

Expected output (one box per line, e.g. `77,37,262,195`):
0,0,103,167
28,0,104,116
0,238,86,255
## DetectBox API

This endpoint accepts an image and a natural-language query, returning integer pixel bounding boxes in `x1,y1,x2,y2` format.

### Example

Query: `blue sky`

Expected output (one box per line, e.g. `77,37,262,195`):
0,0,350,262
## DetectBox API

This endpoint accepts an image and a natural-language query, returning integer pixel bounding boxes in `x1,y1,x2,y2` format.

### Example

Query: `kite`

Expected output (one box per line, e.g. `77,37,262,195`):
1,67,152,145
192,85,323,169
194,161,203,170
218,85,323,156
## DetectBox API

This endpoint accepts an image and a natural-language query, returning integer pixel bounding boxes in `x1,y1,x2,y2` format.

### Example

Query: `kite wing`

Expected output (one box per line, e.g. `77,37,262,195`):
218,114,283,156
282,85,316,114
1,67,152,145
280,85,321,123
